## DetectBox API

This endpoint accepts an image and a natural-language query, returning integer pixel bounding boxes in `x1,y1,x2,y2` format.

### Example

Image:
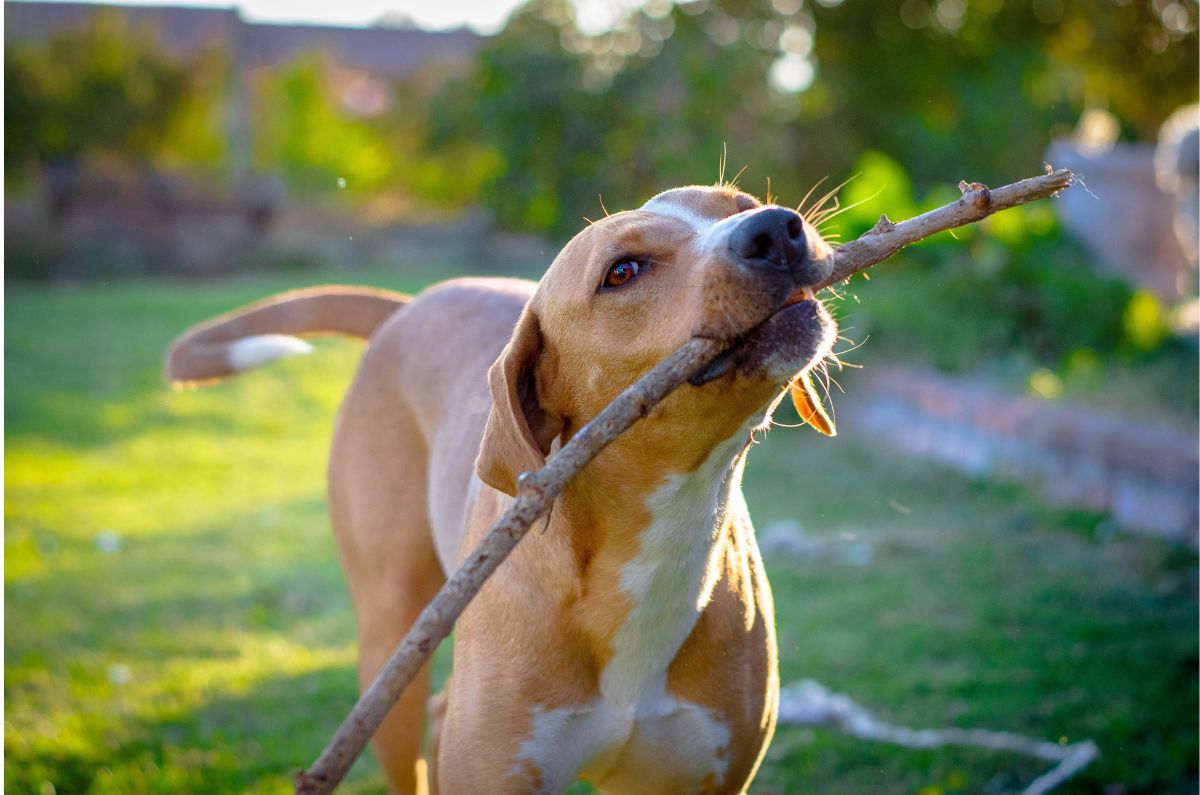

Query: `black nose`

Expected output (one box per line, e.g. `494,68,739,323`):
728,206,808,273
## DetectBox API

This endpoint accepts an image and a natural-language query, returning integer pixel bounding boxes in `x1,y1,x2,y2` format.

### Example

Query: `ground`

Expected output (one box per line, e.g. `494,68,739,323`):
5,262,1197,794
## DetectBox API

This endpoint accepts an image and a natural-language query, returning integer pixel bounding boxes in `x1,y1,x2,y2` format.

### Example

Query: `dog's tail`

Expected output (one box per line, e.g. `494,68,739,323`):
165,285,410,387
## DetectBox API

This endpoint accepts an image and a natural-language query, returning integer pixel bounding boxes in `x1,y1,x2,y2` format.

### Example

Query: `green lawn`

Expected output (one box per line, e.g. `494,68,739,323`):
6,264,1197,794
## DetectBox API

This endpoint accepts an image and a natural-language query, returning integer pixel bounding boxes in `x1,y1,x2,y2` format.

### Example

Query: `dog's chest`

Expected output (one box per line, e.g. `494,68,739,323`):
513,428,753,793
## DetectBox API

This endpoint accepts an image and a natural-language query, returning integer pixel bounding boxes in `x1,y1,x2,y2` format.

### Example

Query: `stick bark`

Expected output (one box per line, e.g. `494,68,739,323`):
294,167,1074,795
821,167,1074,288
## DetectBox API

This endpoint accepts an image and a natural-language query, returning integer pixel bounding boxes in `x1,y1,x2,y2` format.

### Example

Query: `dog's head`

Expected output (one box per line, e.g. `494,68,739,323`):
478,185,838,495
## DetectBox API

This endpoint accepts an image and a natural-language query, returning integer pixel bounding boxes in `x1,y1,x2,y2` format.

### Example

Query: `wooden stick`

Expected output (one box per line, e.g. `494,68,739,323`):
819,167,1074,289
294,167,1074,794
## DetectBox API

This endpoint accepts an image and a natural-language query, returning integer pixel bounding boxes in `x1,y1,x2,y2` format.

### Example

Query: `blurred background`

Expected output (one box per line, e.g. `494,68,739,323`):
5,1,1198,793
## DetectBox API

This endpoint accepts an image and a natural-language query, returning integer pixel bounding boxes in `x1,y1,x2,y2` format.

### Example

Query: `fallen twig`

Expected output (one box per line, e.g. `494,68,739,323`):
294,167,1074,794
778,679,1099,795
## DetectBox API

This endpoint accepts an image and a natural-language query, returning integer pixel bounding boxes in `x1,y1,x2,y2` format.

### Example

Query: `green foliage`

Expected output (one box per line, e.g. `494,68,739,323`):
4,11,221,181
428,0,610,233
388,77,504,208
837,150,919,239
424,0,1196,236
821,148,1196,397
1122,290,1170,352
7,0,1195,225
802,0,1198,188
251,57,392,195
847,222,1140,368
154,48,229,172
429,0,798,235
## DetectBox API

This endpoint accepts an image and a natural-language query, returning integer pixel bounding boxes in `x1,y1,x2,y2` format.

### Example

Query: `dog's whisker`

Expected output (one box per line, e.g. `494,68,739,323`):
803,173,858,220
794,176,830,218
819,284,847,302
808,197,842,226
811,202,856,230
812,186,886,227
729,163,750,190
818,367,840,425
819,361,847,396
827,340,866,368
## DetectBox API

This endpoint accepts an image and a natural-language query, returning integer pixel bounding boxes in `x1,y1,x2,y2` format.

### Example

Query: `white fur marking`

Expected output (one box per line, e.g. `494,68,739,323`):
226,334,313,371
600,427,747,708
640,194,716,234
513,703,626,794
514,420,764,791
513,415,776,791
517,692,733,794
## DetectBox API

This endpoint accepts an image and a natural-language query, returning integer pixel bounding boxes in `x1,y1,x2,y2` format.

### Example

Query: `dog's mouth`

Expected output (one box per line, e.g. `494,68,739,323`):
688,287,827,387
787,287,815,304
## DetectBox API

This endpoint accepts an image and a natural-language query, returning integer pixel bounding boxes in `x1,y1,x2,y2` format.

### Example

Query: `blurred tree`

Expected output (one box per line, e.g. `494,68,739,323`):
252,56,394,195
604,3,799,204
429,0,609,232
384,68,505,208
426,0,1197,235
4,10,220,185
799,0,1198,187
429,0,804,235
154,45,229,174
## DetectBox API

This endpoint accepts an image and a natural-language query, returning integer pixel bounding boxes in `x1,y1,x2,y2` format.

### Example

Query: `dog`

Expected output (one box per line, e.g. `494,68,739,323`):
166,184,837,794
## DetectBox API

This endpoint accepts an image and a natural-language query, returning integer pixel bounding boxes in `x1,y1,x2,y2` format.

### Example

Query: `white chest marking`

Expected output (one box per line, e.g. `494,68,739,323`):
514,420,762,792
600,427,750,708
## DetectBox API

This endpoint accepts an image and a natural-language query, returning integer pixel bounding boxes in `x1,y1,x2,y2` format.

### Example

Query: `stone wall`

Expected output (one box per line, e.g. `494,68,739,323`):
843,367,1198,546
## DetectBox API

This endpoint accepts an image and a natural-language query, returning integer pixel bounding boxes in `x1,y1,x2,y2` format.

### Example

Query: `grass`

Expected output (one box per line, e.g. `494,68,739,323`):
5,262,1197,794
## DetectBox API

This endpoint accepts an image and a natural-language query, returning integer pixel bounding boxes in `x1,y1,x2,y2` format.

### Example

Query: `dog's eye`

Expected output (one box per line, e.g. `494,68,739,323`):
601,259,642,290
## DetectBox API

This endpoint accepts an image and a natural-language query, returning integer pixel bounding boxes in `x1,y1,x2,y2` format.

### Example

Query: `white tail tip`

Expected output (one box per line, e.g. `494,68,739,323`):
227,334,314,372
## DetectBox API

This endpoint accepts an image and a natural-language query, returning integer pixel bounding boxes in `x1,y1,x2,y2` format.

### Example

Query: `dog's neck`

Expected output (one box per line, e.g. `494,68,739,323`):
555,421,756,709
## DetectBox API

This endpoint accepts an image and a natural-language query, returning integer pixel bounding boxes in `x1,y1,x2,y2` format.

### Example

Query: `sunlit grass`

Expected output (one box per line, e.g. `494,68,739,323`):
6,268,418,793
6,265,1197,794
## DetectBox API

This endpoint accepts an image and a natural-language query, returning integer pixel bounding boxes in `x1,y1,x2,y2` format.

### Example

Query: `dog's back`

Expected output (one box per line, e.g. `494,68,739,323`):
328,277,534,573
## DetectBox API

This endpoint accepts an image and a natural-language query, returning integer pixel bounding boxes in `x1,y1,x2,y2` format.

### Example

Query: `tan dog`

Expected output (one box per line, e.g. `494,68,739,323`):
166,185,837,794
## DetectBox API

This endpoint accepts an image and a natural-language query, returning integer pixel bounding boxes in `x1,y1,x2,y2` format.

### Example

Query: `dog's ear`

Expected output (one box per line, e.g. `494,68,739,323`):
790,372,836,436
476,309,564,496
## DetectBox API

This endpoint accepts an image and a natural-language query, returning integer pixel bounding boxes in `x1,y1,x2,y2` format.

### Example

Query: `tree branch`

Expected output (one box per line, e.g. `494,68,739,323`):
778,679,1099,795
294,167,1074,795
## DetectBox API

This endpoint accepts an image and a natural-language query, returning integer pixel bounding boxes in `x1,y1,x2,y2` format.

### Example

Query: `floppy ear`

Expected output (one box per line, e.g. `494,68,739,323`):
476,309,565,495
790,371,836,436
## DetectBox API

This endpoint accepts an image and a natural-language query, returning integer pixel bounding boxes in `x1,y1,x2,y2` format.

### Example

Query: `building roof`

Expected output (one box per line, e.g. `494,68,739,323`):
4,1,483,78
